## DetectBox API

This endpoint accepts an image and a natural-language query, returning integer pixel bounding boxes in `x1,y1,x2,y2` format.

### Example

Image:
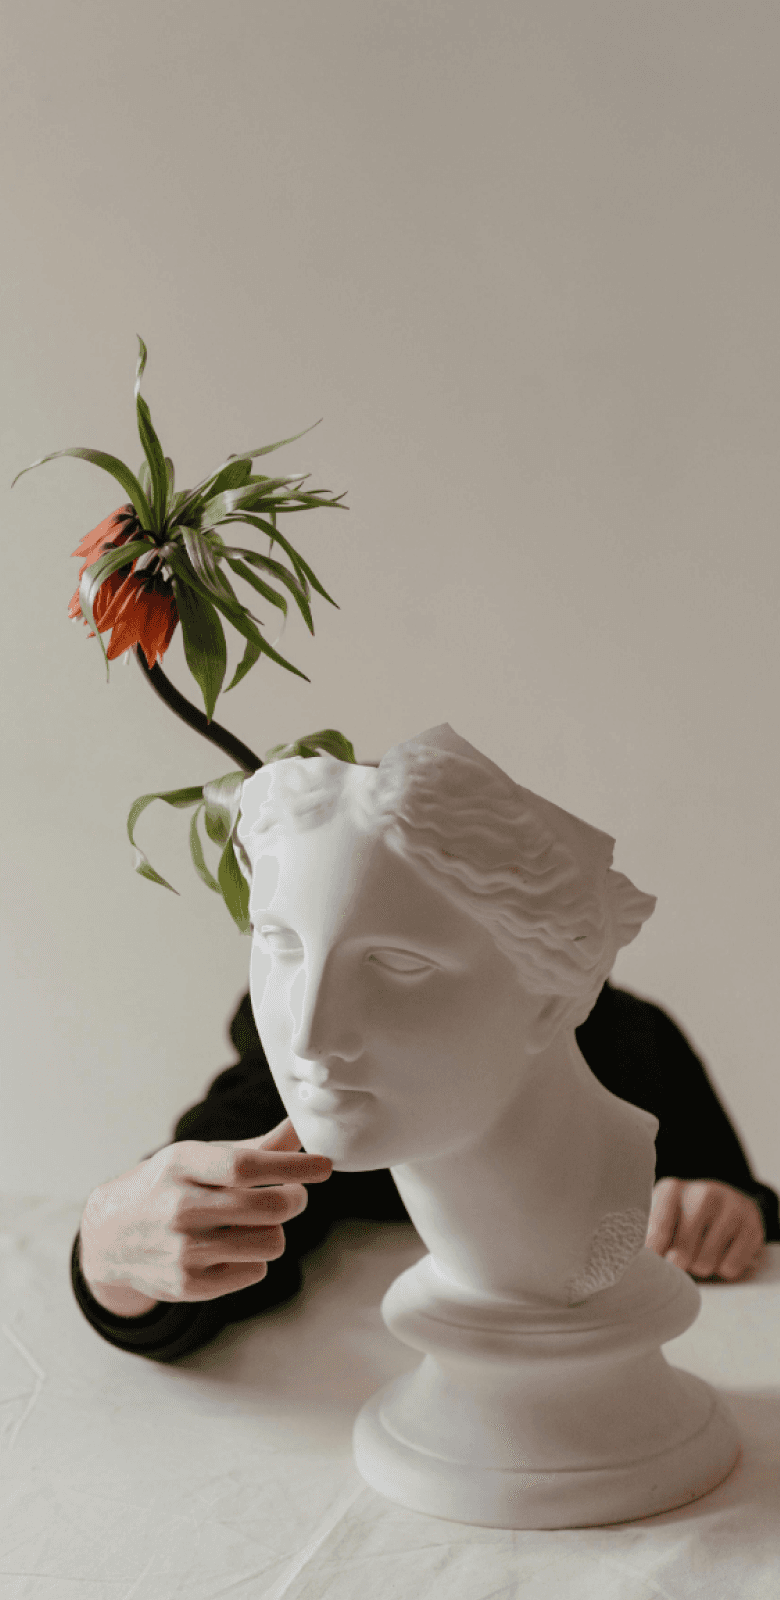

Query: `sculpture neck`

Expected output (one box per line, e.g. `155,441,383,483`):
391,1028,658,1306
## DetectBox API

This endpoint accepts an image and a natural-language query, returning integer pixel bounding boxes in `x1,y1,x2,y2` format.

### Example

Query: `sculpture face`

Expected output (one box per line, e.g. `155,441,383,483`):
248,811,541,1170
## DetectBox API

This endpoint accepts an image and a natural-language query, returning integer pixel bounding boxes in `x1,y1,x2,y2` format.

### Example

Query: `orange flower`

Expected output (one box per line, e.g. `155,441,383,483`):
68,506,179,668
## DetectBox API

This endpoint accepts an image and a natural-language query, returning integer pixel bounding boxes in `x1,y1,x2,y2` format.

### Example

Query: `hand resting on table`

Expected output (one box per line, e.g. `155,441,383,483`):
78,1117,333,1318
645,1177,766,1281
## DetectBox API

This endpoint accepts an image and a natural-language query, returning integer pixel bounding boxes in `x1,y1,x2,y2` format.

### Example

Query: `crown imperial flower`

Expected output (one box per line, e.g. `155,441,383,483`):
15,336,345,719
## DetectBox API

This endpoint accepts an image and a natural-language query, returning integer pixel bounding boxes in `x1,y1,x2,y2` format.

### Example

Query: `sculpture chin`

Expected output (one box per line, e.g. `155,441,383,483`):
291,1097,397,1170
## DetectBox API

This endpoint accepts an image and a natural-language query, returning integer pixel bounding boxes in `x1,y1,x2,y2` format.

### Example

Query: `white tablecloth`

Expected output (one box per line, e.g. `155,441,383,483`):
1,1195,778,1600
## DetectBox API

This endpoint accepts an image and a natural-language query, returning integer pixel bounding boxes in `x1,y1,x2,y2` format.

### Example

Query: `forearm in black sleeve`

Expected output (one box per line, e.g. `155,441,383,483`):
649,1008,780,1242
579,985,780,1243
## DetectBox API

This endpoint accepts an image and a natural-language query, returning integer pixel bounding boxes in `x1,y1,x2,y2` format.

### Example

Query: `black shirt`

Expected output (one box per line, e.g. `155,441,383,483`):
71,982,780,1362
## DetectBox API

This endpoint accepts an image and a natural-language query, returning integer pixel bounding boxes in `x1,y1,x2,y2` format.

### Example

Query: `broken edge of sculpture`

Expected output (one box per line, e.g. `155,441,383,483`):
237,723,740,1528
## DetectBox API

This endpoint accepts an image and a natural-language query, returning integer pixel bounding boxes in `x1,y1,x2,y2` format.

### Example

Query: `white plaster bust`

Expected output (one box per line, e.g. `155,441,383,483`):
237,725,738,1526
236,723,659,1308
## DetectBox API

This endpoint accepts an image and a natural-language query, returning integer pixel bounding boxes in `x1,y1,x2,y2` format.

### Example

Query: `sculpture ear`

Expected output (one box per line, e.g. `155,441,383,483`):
525,993,570,1054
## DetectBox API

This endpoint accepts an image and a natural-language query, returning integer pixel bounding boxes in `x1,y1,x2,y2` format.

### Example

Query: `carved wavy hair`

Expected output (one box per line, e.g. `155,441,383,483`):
236,746,655,1029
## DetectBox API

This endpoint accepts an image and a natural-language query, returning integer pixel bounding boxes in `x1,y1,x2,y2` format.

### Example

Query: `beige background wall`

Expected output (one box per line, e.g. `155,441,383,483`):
2,1,779,1203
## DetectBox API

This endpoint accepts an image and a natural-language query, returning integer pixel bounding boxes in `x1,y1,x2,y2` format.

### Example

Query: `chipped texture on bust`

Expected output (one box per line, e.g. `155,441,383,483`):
567,1209,649,1304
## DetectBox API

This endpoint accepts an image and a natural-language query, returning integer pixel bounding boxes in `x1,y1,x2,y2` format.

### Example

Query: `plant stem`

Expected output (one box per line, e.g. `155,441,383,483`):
135,650,263,773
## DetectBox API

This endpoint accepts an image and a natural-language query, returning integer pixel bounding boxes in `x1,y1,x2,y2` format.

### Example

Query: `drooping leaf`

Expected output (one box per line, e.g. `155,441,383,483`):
218,837,251,934
134,337,169,532
264,729,356,764
12,447,154,529
169,549,310,682
223,546,313,631
202,770,246,847
189,803,221,893
224,630,264,693
217,596,308,679
126,784,205,892
180,525,233,601
172,577,228,721
224,556,288,620
172,544,260,626
220,513,337,605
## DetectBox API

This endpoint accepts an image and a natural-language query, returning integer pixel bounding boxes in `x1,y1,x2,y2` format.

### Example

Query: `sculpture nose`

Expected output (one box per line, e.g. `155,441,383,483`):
290,963,363,1063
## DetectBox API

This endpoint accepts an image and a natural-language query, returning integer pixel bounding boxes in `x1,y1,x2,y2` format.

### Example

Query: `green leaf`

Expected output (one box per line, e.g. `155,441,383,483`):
134,337,169,533
138,460,152,498
218,838,251,934
168,548,310,682
189,803,221,893
202,770,246,846
224,630,264,693
181,542,259,623
127,768,250,930
223,547,313,631
198,479,308,523
275,492,348,512
172,577,228,721
203,458,253,501
171,425,320,525
264,729,356,764
12,447,154,529
221,513,338,605
180,525,233,600
224,556,288,619
78,538,155,677
165,457,175,511
240,422,321,459
126,784,205,892
223,560,287,614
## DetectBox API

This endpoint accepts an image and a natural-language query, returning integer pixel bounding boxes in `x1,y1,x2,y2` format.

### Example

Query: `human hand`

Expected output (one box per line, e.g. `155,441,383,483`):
79,1117,333,1316
645,1177,765,1282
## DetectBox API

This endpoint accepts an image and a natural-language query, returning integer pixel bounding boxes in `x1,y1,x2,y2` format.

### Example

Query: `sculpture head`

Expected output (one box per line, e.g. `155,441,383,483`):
235,725,655,1169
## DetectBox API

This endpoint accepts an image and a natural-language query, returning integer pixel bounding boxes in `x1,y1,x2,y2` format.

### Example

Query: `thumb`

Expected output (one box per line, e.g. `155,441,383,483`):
232,1116,302,1153
645,1178,682,1255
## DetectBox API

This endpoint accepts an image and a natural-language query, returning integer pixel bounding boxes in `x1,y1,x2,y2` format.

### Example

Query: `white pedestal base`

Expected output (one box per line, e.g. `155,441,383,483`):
354,1248,739,1529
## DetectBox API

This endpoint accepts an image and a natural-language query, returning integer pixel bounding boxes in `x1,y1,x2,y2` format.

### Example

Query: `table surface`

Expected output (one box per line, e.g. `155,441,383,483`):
1,1194,778,1600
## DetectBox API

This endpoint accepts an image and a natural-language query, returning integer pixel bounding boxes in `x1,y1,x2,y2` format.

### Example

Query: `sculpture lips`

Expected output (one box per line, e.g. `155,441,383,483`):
296,1082,370,1111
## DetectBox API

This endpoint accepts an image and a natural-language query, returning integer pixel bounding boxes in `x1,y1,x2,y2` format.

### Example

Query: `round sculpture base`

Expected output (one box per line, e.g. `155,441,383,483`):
353,1249,740,1529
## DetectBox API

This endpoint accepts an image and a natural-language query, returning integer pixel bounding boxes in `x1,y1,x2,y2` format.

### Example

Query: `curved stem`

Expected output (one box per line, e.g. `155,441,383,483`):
135,650,263,773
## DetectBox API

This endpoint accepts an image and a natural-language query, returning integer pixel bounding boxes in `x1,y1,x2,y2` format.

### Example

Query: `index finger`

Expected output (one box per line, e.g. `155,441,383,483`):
169,1138,333,1189
234,1117,302,1154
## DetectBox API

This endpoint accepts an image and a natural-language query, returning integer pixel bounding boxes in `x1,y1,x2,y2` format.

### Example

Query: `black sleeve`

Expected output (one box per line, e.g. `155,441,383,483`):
71,1000,409,1363
576,983,780,1242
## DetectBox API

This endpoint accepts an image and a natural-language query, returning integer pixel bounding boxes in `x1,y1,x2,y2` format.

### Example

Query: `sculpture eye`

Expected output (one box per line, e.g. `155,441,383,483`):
367,949,435,976
256,925,303,957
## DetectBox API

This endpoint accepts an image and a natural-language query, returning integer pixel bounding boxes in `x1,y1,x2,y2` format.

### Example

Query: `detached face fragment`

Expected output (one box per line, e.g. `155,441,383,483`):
243,806,539,1172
